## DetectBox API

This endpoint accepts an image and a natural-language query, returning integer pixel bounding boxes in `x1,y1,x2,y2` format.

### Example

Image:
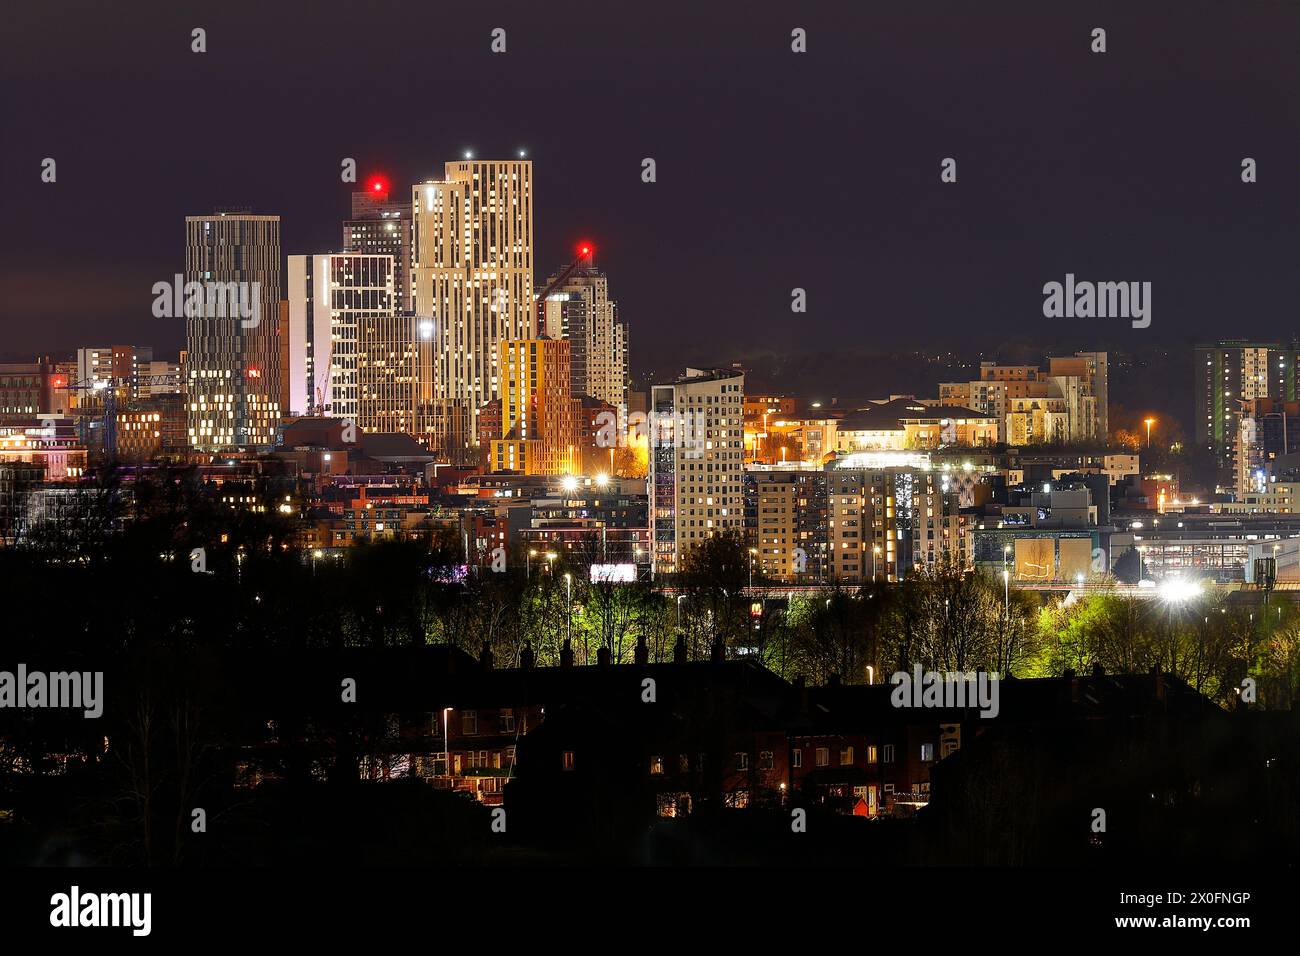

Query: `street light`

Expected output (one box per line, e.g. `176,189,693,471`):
442,707,453,781
1002,545,1011,614
748,547,757,590
1144,417,1156,450
564,572,573,648
527,548,537,577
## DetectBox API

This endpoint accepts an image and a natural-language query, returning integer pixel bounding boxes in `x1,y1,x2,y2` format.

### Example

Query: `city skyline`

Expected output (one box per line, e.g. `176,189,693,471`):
7,2,1300,373
2,0,1294,921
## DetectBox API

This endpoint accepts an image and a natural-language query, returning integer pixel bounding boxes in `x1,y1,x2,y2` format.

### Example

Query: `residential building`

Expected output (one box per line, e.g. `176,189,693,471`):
1233,397,1300,497
826,457,967,583
649,367,745,575
747,469,829,581
490,338,582,476
939,353,1108,444
540,257,629,409
412,160,535,459
1195,340,1300,473
343,178,413,311
287,253,403,436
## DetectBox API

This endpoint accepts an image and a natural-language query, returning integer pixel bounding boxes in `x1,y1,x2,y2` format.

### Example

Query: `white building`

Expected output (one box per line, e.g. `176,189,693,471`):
412,160,535,459
649,367,745,575
287,253,395,428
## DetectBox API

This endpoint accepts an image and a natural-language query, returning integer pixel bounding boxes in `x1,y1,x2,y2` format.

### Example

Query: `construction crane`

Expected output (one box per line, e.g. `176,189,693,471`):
65,375,181,459
533,240,595,333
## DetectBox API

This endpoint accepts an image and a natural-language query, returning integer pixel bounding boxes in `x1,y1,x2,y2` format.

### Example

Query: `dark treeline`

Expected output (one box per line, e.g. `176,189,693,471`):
2,468,1298,863
6,467,1300,693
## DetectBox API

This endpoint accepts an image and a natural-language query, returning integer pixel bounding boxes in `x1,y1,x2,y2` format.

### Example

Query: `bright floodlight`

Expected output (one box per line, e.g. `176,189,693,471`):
561,475,579,492
595,473,609,488
1159,578,1202,602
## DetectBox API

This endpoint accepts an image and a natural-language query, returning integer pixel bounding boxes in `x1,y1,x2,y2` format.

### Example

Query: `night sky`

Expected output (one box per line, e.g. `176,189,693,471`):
4,0,1299,390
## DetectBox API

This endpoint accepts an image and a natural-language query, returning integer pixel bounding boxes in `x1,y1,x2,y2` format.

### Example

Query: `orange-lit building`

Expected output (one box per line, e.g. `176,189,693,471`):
491,339,581,476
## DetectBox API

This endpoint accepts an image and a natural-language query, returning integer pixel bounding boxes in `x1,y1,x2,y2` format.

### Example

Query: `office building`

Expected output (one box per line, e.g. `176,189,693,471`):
287,253,399,433
184,211,283,450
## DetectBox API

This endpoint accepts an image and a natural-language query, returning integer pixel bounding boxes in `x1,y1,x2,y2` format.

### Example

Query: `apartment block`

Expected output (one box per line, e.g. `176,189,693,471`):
649,367,745,575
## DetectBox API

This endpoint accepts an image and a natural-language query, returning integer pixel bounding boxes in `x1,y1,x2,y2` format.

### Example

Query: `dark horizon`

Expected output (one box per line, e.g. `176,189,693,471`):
5,0,1300,378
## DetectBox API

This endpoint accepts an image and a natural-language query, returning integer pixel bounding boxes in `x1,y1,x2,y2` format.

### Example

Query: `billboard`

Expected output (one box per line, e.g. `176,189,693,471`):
589,563,636,583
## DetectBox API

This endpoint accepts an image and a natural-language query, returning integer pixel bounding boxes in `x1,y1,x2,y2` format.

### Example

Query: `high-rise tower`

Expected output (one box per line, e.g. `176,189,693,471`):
184,211,282,450
412,160,534,460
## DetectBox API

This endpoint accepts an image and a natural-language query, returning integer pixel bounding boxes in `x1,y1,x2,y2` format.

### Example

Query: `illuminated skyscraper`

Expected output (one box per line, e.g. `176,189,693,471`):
287,253,397,430
184,211,282,450
412,159,534,460
344,177,412,312
541,258,629,409
491,338,581,476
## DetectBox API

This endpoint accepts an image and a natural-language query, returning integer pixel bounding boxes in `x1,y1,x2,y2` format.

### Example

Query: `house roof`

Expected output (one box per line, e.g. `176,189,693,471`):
358,433,437,461
837,397,992,432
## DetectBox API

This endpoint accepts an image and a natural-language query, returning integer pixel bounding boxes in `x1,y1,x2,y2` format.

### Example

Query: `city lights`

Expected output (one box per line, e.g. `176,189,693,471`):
7,7,1299,891
1159,577,1203,603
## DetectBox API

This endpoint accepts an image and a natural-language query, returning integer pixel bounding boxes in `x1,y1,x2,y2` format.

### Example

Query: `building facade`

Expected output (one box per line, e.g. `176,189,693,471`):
940,352,1107,445
540,262,629,409
650,367,746,575
490,338,582,476
185,212,283,450
412,160,535,459
343,179,413,312
1195,340,1300,473
287,253,400,435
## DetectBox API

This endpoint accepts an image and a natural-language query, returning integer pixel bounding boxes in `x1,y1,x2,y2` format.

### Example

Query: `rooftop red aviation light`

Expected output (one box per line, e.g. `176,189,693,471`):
577,241,594,259
369,176,387,194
